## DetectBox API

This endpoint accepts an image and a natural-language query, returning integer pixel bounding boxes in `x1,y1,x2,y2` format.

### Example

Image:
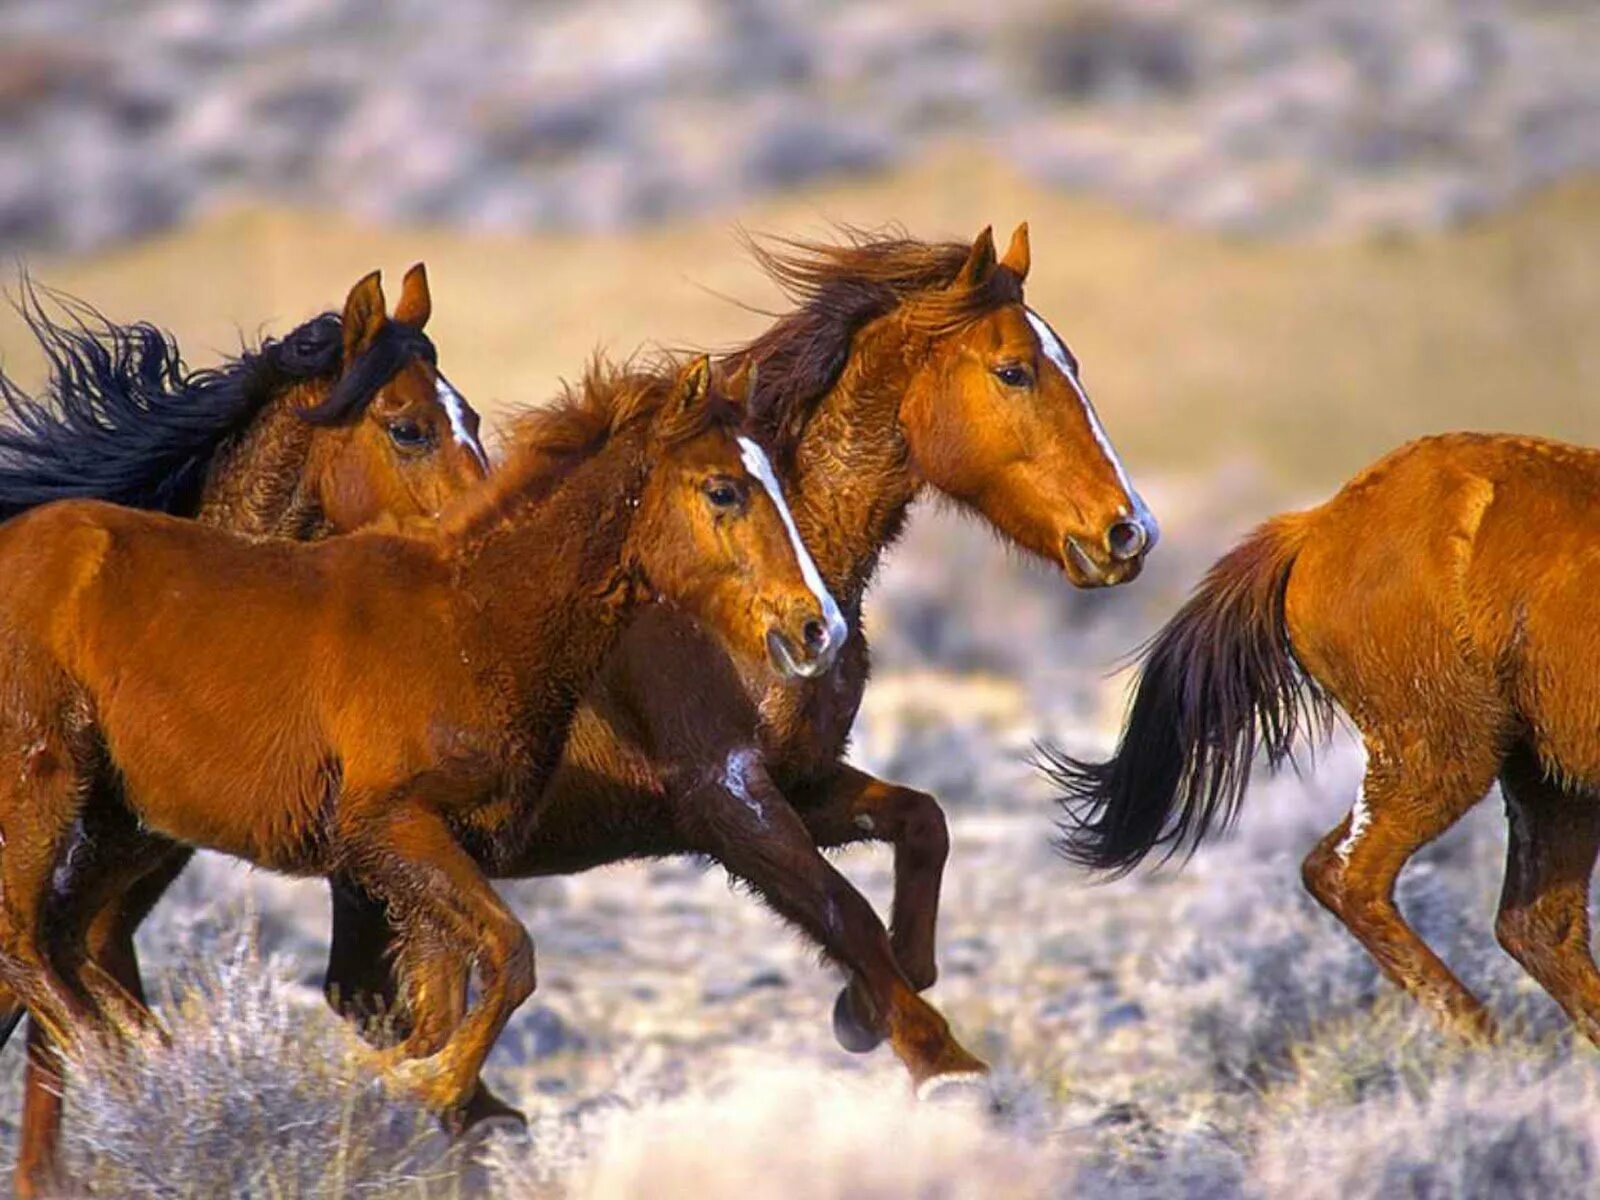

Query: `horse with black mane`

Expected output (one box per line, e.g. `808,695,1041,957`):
0,265,488,1199
0,355,837,1152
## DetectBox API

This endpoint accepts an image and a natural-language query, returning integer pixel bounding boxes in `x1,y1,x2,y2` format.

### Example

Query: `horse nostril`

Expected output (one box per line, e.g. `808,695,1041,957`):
802,618,829,655
1106,520,1147,562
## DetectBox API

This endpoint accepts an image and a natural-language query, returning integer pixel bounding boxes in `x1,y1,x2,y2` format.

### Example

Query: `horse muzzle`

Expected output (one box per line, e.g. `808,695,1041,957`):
766,610,845,680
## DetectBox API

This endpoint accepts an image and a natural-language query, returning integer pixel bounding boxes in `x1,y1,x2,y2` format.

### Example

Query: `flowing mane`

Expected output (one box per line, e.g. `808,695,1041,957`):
0,281,436,519
727,229,1024,461
442,355,739,540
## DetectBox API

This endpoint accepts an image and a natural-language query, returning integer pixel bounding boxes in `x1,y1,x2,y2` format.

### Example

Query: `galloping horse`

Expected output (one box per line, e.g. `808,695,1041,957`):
0,264,489,1197
318,224,1157,1097
0,357,839,1134
1050,433,1600,1046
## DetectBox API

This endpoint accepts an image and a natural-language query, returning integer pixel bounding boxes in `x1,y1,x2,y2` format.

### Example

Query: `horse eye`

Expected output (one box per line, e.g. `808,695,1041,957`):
703,477,743,511
387,419,431,450
994,364,1033,389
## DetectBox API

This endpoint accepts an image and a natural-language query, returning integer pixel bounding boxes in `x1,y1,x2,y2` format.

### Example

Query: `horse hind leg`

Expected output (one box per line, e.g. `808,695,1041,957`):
1301,731,1502,1041
1494,743,1600,1044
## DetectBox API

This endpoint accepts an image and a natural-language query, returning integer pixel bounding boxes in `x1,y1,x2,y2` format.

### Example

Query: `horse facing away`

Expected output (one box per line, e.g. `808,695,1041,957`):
0,265,490,1198
0,355,840,1132
315,223,1158,1099
1049,432,1600,1046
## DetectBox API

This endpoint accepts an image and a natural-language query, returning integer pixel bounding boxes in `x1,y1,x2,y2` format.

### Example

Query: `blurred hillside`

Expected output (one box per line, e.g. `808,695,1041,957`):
5,1,1600,248
3,152,1599,491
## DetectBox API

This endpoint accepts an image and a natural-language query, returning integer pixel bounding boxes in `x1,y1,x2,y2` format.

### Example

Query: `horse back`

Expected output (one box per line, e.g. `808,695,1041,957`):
0,501,474,867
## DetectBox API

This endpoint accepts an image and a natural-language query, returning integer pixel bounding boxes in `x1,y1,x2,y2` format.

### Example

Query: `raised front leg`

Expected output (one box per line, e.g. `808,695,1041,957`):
339,800,536,1120
675,750,984,1090
793,765,949,990
325,881,525,1127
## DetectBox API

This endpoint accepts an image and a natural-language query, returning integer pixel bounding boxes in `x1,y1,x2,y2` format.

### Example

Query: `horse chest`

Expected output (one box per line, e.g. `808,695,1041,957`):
758,652,866,778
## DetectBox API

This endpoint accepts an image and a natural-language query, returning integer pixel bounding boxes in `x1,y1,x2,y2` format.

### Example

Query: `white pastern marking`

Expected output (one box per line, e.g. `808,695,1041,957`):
1334,782,1371,865
722,746,768,826
1024,308,1158,545
916,1072,989,1104
436,374,490,473
736,436,849,649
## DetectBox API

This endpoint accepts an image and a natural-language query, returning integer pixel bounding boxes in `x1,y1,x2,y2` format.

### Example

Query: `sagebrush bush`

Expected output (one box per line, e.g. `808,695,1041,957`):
57,928,461,1199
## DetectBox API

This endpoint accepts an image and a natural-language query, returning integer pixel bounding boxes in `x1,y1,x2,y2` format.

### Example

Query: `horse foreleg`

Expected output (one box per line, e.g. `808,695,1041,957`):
325,879,524,1127
794,765,949,991
341,801,535,1122
676,756,985,1091
1301,738,1500,1041
1494,743,1600,1044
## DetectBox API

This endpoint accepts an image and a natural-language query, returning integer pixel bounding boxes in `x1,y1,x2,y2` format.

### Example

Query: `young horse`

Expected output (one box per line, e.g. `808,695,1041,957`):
0,265,489,1197
318,224,1158,1097
1049,432,1600,1045
0,356,839,1132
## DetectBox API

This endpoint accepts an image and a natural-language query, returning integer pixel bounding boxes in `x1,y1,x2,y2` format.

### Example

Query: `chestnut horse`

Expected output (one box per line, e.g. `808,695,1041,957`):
1050,432,1600,1046
0,356,838,1141
0,265,489,1196
314,224,1156,1100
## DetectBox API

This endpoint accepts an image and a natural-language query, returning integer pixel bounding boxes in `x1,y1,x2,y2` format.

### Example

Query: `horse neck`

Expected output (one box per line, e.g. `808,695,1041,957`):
783,314,922,609
450,431,649,742
192,383,328,537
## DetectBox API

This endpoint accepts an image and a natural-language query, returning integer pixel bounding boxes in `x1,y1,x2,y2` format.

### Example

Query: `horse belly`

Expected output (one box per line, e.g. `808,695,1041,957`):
95,674,332,871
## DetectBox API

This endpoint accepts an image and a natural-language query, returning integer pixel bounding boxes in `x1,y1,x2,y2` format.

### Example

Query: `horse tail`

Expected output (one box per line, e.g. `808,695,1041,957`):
0,281,273,520
1041,511,1331,874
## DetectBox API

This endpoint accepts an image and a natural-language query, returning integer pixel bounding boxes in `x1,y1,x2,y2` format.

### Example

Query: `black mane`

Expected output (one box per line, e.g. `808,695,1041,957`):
0,283,435,520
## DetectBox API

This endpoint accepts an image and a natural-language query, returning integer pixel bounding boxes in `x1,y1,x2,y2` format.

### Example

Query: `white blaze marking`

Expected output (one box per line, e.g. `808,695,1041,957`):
736,435,849,651
436,374,490,472
722,746,768,826
1335,782,1371,865
1024,308,1158,547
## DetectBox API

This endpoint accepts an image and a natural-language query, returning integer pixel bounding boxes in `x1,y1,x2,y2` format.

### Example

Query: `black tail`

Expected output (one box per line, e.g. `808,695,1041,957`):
1041,513,1332,874
0,280,343,520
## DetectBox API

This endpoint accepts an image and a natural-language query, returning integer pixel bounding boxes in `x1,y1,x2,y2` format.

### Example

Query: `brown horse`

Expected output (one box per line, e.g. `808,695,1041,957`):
1050,432,1600,1046
0,264,489,1197
311,224,1157,1099
0,355,838,1144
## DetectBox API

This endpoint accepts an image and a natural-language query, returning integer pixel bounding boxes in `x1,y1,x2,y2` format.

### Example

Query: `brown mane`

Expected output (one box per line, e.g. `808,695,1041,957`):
729,228,1024,460
442,355,741,543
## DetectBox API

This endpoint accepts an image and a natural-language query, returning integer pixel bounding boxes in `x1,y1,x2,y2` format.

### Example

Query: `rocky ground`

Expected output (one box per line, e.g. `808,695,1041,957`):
3,489,1597,1198
5,0,1600,251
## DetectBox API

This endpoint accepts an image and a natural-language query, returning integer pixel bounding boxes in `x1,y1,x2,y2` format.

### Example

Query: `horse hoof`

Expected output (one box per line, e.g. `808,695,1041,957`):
832,986,884,1054
459,1080,528,1133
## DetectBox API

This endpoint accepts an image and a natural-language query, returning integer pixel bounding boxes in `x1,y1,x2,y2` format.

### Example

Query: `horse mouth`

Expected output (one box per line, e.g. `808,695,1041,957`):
766,628,832,680
1064,538,1143,589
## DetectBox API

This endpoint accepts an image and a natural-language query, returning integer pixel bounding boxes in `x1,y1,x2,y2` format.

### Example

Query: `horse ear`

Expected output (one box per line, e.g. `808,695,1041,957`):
1000,222,1030,282
953,226,997,288
393,262,432,329
719,357,758,413
342,270,388,363
678,354,713,410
